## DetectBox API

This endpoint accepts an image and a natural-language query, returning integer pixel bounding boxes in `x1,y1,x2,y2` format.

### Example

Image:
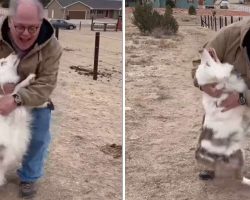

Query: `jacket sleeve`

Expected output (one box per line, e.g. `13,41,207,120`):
17,40,63,107
205,26,230,62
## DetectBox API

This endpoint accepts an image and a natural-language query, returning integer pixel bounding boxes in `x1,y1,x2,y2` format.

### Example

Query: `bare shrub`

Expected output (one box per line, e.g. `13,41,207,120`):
132,3,178,36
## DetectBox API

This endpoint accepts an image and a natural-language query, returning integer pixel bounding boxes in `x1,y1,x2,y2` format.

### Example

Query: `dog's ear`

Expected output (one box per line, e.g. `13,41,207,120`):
208,48,221,63
200,49,214,67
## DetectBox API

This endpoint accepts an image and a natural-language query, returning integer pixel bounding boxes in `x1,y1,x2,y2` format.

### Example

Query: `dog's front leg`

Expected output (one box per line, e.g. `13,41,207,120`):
12,74,36,94
216,93,229,108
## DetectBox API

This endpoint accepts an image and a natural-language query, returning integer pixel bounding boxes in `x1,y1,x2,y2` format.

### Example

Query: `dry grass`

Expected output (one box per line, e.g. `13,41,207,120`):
130,54,140,58
143,39,159,46
133,39,140,45
126,45,138,54
126,56,153,66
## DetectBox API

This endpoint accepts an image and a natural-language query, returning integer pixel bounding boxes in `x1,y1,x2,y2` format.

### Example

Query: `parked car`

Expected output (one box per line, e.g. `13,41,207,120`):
220,0,229,9
50,19,76,30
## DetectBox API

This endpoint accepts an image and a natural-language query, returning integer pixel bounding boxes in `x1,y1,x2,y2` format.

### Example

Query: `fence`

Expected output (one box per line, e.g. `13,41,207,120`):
200,15,243,31
56,28,122,80
91,16,122,32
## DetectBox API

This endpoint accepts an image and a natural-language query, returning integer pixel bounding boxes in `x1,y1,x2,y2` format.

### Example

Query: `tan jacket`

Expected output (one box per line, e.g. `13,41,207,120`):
193,19,250,104
0,16,62,107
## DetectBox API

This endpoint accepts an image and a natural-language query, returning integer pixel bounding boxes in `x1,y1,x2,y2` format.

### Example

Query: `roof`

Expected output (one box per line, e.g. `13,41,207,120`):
48,0,122,10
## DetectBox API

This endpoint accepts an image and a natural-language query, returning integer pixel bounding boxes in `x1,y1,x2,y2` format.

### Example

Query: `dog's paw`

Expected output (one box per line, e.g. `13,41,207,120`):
29,74,36,79
27,74,36,83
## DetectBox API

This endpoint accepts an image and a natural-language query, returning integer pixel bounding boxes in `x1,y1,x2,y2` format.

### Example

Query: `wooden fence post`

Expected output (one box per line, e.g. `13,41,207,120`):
91,16,94,31
208,15,210,28
79,21,81,30
93,32,100,80
214,17,217,31
231,16,233,24
225,16,227,26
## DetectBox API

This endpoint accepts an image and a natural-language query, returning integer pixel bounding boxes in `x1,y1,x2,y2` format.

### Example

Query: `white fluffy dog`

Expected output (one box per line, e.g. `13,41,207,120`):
0,53,34,185
195,49,250,185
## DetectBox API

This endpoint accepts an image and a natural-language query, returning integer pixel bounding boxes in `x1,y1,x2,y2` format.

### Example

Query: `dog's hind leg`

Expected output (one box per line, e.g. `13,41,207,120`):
0,145,7,186
0,165,7,186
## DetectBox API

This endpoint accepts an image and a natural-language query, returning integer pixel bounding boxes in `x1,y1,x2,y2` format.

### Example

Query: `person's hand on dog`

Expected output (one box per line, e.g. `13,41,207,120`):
2,83,16,94
200,83,223,98
0,95,17,116
220,92,240,112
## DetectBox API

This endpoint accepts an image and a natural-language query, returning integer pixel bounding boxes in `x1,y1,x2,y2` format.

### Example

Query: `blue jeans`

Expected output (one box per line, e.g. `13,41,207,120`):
17,107,52,182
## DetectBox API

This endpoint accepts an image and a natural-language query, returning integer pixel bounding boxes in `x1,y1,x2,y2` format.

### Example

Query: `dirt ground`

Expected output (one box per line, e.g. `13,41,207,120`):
125,9,250,200
0,26,122,199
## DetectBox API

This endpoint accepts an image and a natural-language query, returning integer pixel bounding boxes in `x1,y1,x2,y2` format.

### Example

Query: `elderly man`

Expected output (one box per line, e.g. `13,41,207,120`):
0,0,62,198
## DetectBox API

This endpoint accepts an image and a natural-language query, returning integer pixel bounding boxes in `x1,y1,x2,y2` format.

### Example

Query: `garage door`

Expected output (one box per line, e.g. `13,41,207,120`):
68,11,85,19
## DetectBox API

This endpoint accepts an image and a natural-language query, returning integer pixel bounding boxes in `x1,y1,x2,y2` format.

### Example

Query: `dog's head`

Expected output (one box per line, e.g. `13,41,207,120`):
0,53,20,74
195,49,233,86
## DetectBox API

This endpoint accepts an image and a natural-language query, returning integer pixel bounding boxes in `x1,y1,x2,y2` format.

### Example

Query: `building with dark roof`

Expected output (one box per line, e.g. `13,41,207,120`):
46,0,122,19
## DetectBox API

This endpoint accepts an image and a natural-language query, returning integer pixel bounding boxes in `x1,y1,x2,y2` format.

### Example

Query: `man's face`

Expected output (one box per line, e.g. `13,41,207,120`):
9,3,42,51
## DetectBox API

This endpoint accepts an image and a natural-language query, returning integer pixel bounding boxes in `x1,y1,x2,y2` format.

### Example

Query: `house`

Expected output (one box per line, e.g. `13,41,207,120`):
126,0,167,7
46,0,122,19
175,0,198,8
126,0,198,8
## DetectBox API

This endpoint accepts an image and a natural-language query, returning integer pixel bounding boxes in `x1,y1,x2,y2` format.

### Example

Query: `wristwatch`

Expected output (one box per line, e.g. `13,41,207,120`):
12,94,22,106
239,93,246,105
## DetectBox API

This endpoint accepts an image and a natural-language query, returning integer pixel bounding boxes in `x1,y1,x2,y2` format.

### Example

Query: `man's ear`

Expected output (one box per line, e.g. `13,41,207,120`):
7,17,12,28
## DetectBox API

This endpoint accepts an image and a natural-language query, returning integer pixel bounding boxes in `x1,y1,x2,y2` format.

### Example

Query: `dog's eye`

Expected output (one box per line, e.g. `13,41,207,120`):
206,62,210,67
0,61,6,66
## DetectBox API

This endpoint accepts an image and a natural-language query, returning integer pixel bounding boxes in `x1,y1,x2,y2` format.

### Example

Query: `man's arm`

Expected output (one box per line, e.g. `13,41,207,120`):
17,41,62,107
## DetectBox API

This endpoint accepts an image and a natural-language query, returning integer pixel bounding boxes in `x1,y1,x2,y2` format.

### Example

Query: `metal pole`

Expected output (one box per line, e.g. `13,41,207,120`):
93,32,100,80
219,16,222,29
225,16,227,26
55,27,59,39
79,21,81,30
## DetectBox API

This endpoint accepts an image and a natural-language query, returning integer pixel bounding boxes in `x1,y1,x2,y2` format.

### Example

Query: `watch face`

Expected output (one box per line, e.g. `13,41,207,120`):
13,94,22,106
240,96,246,105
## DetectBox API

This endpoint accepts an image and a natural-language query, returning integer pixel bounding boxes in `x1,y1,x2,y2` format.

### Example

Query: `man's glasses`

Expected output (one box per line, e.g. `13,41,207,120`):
13,25,40,35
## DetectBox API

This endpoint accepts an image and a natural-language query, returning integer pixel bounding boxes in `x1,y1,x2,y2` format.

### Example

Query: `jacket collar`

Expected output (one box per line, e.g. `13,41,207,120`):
241,19,250,48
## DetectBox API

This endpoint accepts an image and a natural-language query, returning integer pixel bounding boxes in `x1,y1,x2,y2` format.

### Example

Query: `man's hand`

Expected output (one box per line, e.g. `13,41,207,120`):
0,95,17,116
1,83,16,94
200,83,223,98
220,92,240,112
